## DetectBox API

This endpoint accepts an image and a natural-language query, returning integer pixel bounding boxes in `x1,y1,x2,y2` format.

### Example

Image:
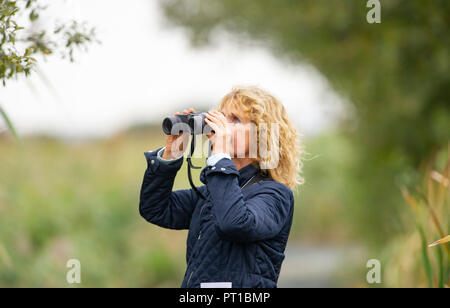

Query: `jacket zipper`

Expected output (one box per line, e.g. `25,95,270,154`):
241,175,256,190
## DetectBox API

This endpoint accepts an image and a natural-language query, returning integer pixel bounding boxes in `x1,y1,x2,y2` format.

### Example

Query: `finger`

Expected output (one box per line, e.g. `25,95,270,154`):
205,117,215,138
205,118,219,131
212,110,227,126
205,122,220,140
206,112,218,121
215,110,227,121
207,111,221,119
212,110,225,120
206,113,221,126
217,111,227,124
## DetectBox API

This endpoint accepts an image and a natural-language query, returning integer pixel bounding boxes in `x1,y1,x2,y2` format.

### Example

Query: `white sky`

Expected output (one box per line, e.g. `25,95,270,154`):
0,0,344,139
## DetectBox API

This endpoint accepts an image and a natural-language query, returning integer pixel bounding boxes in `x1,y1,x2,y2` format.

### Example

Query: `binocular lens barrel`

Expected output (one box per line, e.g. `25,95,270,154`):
162,116,179,135
162,112,210,135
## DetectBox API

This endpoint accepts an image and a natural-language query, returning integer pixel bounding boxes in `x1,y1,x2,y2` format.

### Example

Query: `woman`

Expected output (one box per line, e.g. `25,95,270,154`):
139,86,303,288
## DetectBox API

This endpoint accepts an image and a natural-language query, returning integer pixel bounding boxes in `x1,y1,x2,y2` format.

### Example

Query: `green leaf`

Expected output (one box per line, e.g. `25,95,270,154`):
0,102,19,141
429,235,450,247
29,9,39,22
418,225,434,288
436,245,444,288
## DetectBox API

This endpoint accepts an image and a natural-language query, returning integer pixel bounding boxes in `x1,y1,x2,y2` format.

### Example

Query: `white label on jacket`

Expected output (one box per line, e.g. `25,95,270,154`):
200,282,232,288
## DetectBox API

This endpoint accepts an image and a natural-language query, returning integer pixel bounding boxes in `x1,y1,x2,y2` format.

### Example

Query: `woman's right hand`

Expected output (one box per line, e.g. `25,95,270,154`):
162,108,195,160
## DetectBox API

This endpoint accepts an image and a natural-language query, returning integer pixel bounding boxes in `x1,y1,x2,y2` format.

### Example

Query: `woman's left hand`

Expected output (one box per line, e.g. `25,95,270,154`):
205,110,234,156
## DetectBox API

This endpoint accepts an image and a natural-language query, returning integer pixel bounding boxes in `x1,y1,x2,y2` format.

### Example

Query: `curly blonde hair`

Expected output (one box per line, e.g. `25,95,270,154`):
217,85,304,189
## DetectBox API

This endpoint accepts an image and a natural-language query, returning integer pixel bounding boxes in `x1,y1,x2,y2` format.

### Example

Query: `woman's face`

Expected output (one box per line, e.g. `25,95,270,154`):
220,104,254,158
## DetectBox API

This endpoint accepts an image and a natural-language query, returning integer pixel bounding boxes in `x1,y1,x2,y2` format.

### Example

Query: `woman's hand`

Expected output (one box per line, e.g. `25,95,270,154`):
205,110,234,156
162,108,195,160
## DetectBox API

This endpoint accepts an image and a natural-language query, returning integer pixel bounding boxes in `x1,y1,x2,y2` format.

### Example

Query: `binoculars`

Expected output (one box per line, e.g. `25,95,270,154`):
162,112,213,200
162,112,212,135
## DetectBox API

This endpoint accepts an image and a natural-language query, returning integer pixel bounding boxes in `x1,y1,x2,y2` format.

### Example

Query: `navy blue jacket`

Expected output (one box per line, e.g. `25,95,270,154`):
139,148,294,288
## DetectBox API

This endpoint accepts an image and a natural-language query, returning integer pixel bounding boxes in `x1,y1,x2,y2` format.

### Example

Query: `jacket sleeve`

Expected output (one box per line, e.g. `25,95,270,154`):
203,158,294,242
139,148,198,230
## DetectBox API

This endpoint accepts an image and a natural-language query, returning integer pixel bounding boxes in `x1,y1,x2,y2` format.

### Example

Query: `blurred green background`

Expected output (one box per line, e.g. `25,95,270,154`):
0,0,449,287
0,129,369,287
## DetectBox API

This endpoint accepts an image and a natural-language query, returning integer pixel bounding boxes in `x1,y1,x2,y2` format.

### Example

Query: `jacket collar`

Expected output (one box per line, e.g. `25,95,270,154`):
200,160,259,187
238,162,259,187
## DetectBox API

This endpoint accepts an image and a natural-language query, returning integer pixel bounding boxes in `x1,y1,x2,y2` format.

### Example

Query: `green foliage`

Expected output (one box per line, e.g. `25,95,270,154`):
158,0,450,245
0,0,98,85
0,130,368,287
0,0,98,137
418,225,433,288
396,149,449,287
0,132,188,287
0,0,35,85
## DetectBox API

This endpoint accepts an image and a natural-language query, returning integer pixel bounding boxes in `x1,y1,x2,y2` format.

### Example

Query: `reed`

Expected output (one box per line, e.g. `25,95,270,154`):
401,146,449,288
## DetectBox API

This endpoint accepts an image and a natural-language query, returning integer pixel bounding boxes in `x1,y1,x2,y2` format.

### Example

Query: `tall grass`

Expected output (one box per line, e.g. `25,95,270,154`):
389,146,449,288
0,104,19,141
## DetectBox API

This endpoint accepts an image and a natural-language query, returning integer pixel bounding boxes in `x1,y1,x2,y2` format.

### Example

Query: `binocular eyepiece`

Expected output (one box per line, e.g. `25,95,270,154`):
162,112,212,135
